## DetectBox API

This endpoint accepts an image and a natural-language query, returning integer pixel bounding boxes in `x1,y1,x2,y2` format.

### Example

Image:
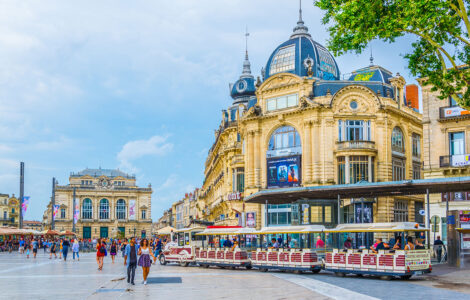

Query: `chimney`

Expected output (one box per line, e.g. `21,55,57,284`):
406,84,419,110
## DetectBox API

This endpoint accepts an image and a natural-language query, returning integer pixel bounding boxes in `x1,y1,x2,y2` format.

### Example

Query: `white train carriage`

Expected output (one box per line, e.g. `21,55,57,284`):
323,222,432,279
159,226,205,267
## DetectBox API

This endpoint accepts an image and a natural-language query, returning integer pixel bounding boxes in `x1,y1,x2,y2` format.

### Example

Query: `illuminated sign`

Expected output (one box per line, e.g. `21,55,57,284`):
267,155,301,188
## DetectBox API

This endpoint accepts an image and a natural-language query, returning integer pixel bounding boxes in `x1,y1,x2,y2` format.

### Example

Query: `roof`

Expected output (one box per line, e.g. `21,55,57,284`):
71,168,134,179
325,222,428,233
245,176,470,204
313,80,394,99
347,65,393,84
255,225,325,234
196,227,256,236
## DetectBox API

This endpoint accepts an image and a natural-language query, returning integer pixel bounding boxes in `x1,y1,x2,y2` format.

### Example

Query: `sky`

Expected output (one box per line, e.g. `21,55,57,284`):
0,0,420,221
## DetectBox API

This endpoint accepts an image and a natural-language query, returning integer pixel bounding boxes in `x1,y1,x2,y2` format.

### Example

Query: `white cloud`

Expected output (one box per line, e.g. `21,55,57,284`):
117,135,173,172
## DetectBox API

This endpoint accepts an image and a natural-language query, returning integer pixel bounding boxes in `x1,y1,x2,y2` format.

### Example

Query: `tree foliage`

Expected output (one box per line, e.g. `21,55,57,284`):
315,0,470,108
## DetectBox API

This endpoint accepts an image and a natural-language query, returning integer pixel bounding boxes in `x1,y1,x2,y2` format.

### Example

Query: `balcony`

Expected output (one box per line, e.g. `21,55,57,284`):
439,106,470,120
440,154,470,168
336,140,376,151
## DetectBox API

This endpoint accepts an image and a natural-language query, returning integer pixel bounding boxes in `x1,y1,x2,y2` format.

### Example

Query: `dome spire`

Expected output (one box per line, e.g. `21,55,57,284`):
241,27,252,78
291,0,310,38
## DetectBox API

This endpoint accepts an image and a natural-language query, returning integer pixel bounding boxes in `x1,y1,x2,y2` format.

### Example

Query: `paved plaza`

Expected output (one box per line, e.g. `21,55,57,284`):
0,251,469,300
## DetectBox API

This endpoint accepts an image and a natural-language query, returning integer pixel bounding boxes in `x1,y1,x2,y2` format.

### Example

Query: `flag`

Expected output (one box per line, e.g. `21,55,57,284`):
73,202,79,224
129,200,136,220
21,196,30,215
53,205,60,220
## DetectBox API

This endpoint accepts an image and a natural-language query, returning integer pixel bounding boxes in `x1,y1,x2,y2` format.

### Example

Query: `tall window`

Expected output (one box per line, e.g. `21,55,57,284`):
267,126,301,156
266,94,298,111
269,45,295,75
3,211,7,219
394,200,408,222
450,132,465,155
99,199,109,220
232,168,245,193
338,157,346,184
338,120,371,142
412,162,421,179
349,156,372,183
60,208,66,219
141,210,146,220
392,127,405,153
82,198,92,219
116,199,126,220
392,157,406,181
412,134,421,157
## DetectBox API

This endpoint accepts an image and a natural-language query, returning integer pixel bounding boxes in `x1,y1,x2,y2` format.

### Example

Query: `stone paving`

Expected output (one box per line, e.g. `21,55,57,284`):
1,251,469,300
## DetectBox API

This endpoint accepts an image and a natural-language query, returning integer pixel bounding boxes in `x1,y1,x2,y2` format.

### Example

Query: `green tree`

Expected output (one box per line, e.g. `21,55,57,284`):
315,0,470,108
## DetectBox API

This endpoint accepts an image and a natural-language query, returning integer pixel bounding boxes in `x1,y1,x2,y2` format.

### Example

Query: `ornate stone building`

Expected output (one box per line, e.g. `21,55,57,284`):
421,73,470,239
42,168,152,239
0,194,19,227
197,8,423,230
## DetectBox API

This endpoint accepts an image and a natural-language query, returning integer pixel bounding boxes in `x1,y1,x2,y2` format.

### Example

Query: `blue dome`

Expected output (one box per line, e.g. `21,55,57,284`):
264,15,340,81
230,51,257,104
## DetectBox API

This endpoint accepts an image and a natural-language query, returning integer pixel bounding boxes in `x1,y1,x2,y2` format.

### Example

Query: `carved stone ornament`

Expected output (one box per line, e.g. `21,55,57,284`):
245,105,262,118
331,85,381,114
299,96,311,110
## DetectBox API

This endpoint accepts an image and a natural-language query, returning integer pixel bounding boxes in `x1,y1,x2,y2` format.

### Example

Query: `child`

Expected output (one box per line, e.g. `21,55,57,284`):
26,244,30,259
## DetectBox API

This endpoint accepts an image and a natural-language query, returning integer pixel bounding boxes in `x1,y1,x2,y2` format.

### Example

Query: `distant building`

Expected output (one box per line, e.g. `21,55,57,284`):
0,194,19,227
42,168,152,239
23,220,42,231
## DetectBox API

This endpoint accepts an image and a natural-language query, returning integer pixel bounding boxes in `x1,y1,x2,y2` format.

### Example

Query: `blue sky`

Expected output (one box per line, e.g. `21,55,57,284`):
0,0,420,221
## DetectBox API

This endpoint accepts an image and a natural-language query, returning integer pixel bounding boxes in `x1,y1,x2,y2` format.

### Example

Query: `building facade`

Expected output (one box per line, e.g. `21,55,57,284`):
42,168,152,239
0,194,19,227
421,78,470,240
23,220,42,231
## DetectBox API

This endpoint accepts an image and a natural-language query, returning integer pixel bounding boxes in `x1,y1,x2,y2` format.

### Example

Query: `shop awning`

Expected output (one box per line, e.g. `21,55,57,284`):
245,176,470,204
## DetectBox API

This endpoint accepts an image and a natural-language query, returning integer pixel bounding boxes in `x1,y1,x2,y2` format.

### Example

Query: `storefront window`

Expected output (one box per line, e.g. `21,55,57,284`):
267,204,291,226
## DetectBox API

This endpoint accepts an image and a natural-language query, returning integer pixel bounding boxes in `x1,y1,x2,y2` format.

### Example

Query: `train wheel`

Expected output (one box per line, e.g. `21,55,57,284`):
311,269,321,274
259,268,268,272
380,275,392,281
245,265,252,270
198,264,206,268
400,275,412,280
159,255,167,265
180,261,189,267
334,272,345,277
204,264,210,268
230,266,236,270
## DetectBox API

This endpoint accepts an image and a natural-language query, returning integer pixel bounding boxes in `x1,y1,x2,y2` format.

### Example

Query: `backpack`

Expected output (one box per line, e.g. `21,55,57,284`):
99,245,106,254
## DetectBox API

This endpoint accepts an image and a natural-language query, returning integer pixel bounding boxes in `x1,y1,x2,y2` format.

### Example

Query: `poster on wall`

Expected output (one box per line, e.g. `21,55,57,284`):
246,212,256,228
301,204,309,224
129,200,136,220
267,155,301,188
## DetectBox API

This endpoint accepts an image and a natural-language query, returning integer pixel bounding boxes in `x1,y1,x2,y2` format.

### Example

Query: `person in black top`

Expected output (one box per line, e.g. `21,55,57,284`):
62,238,70,261
373,238,386,253
124,238,138,285
433,235,445,262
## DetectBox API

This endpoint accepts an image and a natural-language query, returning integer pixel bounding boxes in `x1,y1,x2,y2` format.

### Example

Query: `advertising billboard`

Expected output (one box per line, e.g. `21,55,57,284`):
246,212,256,228
267,155,301,188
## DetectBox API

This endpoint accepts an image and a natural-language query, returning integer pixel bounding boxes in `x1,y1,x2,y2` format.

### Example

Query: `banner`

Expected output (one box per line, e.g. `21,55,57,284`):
267,155,301,188
73,202,80,224
21,196,30,215
129,200,136,220
53,205,60,220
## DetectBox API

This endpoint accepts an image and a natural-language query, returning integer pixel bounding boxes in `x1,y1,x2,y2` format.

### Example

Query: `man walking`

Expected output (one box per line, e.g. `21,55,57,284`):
124,238,139,285
32,239,39,259
433,236,446,262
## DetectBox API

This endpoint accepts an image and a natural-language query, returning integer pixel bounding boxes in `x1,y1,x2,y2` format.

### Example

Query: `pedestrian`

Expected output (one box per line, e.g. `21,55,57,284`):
7,239,12,253
62,238,70,261
343,237,352,249
110,240,117,264
49,240,57,259
154,237,162,262
43,239,48,254
25,240,30,259
124,237,139,285
59,239,63,259
433,235,445,262
138,238,156,285
18,237,25,254
121,239,128,258
72,239,80,261
96,238,106,271
32,238,39,259
316,236,325,248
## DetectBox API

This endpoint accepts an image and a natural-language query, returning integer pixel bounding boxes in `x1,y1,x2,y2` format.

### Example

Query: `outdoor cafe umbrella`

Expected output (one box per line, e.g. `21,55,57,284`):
156,226,176,235
41,229,60,236
59,230,76,236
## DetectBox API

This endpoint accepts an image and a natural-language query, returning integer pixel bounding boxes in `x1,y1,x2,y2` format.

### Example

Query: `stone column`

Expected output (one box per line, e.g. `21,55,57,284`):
254,129,261,187
345,156,350,184
304,121,312,183
312,120,320,183
248,131,255,188
368,156,372,182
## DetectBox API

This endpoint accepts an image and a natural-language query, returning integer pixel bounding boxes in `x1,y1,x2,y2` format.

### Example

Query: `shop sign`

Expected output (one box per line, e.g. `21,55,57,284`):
443,106,470,118
267,155,301,188
451,155,470,167
246,212,256,228
227,192,243,201
460,211,470,228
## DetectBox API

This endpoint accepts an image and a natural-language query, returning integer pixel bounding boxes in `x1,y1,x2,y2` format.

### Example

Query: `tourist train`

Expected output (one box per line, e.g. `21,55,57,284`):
158,222,432,280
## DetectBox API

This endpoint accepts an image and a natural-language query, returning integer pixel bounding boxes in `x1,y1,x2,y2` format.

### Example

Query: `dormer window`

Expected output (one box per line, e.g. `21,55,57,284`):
269,45,296,75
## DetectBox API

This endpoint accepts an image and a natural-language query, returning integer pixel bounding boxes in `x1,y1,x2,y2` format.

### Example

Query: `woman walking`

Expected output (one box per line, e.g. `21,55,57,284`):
62,238,70,261
110,240,117,264
72,239,80,261
96,238,106,271
137,238,156,285
58,239,63,259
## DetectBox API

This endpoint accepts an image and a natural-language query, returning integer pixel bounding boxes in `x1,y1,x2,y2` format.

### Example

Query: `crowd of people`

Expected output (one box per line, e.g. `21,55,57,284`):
1,235,170,286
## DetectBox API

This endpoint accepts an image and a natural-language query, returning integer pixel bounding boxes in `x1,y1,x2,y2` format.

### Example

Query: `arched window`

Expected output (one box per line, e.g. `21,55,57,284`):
267,126,302,158
99,199,109,220
82,198,92,219
116,199,126,220
392,127,405,153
